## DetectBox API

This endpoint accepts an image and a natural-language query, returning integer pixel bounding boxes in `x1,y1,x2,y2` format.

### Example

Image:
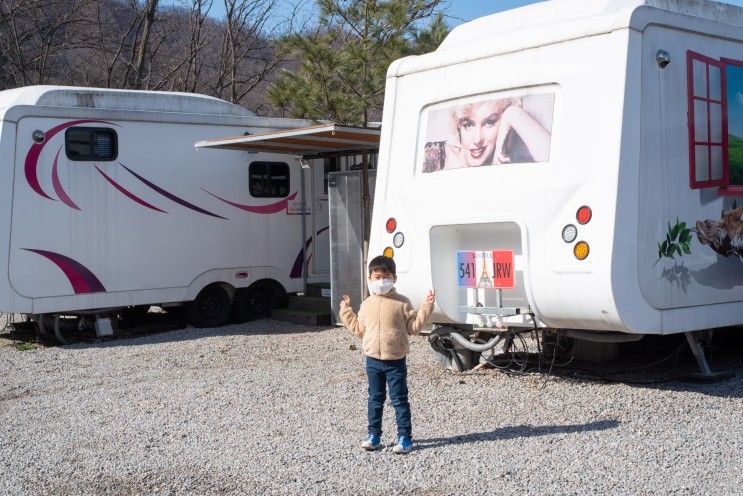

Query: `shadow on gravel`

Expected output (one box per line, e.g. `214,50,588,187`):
543,328,743,398
59,318,334,350
414,419,620,450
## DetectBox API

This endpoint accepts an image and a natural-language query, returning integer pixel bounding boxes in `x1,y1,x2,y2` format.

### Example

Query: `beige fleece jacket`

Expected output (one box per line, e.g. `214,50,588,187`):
339,289,434,360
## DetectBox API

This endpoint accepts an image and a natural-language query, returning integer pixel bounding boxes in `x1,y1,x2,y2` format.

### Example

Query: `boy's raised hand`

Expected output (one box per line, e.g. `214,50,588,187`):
340,294,351,310
426,289,435,304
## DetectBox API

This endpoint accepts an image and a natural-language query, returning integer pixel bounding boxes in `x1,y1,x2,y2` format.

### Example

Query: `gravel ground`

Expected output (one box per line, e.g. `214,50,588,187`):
1,320,743,495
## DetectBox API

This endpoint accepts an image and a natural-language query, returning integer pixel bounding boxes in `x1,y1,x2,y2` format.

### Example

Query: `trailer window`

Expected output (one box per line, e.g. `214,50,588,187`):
687,52,726,189
249,161,290,198
418,91,554,173
65,127,117,161
724,61,743,187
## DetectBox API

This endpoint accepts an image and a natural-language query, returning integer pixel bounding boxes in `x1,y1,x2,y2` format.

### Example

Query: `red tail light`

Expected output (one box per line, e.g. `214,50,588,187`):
386,217,397,233
576,206,592,225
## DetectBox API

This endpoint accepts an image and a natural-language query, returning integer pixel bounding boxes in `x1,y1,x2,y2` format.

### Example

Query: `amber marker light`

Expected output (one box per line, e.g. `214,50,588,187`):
574,241,590,260
576,206,592,225
383,246,394,258
386,218,397,233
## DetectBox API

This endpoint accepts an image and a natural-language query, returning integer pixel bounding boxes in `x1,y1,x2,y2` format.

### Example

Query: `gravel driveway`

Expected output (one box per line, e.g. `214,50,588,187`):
1,320,742,495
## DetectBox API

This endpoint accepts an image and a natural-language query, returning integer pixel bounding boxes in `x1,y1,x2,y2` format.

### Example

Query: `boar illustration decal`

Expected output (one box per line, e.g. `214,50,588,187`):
696,205,743,258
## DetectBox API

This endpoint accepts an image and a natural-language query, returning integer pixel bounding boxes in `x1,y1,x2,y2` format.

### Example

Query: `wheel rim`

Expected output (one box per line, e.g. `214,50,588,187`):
200,293,226,319
250,292,269,315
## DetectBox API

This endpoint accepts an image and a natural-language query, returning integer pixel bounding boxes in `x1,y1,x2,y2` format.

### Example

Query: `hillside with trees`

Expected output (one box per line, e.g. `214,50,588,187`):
0,0,448,118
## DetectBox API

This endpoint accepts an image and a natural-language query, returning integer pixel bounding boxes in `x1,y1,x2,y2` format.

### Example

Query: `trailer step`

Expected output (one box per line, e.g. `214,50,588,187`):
306,283,331,298
271,308,332,326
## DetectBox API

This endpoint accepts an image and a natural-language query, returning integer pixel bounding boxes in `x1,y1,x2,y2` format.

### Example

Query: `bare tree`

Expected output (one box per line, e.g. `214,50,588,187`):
86,1,139,88
0,0,97,87
212,0,281,104
0,0,329,116
131,0,158,88
182,0,213,92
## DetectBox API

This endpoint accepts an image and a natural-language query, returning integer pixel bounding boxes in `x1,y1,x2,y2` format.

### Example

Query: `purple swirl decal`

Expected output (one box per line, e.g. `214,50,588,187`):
22,249,106,294
202,189,298,214
119,163,227,220
25,119,114,200
290,226,329,278
51,147,80,210
94,165,167,213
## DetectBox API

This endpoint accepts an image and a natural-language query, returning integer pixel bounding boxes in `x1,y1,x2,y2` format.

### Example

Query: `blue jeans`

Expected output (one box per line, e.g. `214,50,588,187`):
366,356,411,438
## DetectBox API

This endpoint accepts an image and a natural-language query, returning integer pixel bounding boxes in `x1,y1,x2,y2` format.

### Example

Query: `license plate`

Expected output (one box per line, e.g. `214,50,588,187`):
456,250,514,289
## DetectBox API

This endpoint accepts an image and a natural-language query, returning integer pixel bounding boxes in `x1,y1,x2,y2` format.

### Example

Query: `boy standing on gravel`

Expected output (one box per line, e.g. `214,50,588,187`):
339,255,435,454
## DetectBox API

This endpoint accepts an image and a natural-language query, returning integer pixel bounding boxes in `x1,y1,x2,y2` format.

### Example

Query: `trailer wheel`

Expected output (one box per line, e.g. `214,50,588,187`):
186,285,232,328
35,314,55,342
234,283,280,321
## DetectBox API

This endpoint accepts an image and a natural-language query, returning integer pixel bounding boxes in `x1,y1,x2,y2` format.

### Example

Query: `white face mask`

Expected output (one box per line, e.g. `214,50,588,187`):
368,278,394,296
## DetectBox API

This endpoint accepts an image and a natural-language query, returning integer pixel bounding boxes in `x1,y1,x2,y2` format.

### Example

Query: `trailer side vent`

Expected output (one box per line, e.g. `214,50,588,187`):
65,127,118,161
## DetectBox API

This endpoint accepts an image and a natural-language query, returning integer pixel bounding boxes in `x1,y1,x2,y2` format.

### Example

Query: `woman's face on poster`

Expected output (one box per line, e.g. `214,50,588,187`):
456,101,502,167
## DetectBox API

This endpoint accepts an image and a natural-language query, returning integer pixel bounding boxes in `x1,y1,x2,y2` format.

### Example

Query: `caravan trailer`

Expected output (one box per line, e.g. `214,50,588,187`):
0,86,331,335
368,0,743,369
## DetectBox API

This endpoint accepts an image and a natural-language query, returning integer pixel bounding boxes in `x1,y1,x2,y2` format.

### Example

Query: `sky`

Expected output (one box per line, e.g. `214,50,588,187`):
447,0,542,25
176,0,743,27
450,0,743,22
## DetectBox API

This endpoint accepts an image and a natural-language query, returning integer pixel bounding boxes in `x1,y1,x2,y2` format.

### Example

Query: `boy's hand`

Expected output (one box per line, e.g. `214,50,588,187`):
426,289,435,304
340,294,351,310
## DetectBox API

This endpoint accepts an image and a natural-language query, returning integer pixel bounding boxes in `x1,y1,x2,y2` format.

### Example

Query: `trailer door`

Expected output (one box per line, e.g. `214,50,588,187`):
310,158,338,275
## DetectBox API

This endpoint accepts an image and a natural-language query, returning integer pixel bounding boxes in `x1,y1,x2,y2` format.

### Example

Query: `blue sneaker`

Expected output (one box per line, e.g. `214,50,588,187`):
392,435,412,454
361,433,382,451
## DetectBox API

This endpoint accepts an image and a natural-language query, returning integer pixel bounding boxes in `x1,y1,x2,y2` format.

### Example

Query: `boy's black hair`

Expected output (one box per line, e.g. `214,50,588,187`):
368,255,396,276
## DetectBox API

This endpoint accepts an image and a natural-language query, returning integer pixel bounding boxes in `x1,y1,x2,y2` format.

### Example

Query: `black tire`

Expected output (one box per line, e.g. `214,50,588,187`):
186,285,232,328
234,283,279,322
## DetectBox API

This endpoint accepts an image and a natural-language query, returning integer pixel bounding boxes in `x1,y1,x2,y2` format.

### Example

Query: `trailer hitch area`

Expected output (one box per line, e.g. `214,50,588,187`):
428,326,506,353
458,305,530,332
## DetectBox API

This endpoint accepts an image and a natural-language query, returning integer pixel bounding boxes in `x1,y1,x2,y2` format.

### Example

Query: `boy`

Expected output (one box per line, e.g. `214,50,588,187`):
339,255,435,454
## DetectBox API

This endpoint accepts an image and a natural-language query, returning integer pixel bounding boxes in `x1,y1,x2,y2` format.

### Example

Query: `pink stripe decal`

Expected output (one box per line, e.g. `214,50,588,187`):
120,163,227,220
94,165,167,213
51,147,80,210
202,189,298,214
22,249,106,294
24,119,114,200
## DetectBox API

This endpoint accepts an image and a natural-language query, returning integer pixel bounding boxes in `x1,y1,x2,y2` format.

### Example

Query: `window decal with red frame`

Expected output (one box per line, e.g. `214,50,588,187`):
720,57,743,192
687,50,727,189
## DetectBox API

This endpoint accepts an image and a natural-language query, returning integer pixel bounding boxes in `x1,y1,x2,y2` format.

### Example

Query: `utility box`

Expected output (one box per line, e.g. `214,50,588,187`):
329,171,376,324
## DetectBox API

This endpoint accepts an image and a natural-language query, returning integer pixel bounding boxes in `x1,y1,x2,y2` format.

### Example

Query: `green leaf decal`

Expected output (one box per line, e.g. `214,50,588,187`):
657,219,693,263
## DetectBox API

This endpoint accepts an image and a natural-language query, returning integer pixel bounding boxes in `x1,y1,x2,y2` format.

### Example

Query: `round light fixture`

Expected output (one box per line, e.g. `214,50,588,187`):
393,232,404,248
562,224,577,243
574,241,590,260
576,206,592,225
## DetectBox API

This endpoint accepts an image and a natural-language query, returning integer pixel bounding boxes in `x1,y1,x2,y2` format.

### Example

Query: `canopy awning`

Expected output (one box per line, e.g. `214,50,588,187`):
194,123,380,159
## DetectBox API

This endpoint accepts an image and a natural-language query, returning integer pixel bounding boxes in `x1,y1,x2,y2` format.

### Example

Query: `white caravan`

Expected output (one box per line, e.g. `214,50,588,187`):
369,0,743,361
0,86,330,332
